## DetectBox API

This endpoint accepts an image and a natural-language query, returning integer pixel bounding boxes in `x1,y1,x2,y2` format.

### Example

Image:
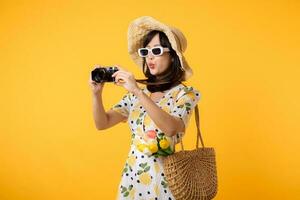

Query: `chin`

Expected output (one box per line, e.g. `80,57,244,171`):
149,68,158,75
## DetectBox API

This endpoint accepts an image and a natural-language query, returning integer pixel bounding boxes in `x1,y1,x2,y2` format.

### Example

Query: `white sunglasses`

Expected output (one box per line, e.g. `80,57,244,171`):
138,46,170,57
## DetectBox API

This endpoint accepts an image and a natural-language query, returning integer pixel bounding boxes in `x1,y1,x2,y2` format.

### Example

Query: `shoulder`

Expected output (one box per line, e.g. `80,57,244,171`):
176,84,201,100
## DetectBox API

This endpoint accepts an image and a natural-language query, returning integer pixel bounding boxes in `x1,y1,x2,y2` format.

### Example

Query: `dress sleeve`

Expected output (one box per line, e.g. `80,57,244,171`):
170,86,201,143
110,92,132,123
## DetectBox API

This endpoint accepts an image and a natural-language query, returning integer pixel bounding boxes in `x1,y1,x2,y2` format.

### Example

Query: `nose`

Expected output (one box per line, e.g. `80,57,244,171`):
147,52,155,59
146,56,154,64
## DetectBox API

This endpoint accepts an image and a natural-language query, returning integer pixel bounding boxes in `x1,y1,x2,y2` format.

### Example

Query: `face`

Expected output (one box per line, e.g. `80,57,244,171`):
145,33,172,77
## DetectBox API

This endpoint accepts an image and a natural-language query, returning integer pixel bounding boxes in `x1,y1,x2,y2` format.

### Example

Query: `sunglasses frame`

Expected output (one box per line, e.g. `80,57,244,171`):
138,46,170,57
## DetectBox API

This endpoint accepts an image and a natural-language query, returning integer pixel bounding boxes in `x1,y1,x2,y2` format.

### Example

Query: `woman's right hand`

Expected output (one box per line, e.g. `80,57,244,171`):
88,65,105,95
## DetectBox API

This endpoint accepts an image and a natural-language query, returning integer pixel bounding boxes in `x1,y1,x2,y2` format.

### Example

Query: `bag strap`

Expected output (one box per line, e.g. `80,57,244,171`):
178,83,205,151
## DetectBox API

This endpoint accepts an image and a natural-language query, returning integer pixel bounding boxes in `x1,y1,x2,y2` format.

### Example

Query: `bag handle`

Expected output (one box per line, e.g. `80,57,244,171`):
177,83,205,151
178,105,205,151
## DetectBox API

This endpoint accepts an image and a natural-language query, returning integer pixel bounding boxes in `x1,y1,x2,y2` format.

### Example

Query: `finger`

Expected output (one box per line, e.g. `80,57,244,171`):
112,70,129,78
112,70,119,77
115,74,127,83
115,81,121,86
115,77,125,83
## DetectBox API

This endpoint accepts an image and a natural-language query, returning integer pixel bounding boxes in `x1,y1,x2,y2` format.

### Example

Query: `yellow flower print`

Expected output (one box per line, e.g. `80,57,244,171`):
127,155,136,168
143,115,152,127
160,97,168,105
186,92,196,101
136,143,152,156
129,188,135,198
133,137,140,146
130,109,140,120
177,97,186,105
148,141,158,153
159,138,170,149
171,90,181,99
137,143,147,152
139,172,151,185
137,162,152,185
136,126,143,137
154,162,160,173
154,183,160,196
161,105,170,113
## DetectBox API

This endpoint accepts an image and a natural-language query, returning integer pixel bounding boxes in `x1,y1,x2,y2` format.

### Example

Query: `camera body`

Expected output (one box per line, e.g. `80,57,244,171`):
91,66,119,83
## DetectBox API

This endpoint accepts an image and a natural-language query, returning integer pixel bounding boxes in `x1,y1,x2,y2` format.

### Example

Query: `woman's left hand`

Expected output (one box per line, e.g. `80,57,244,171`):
112,65,140,93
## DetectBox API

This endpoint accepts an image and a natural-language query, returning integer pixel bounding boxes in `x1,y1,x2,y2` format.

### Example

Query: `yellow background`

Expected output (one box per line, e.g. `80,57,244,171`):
1,0,299,199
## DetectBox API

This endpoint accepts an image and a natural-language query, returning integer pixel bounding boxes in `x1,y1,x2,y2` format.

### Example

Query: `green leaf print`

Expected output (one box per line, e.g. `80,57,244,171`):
124,191,129,197
183,87,193,93
158,132,165,138
157,150,168,156
185,102,191,106
153,154,159,158
161,180,168,188
122,163,128,175
161,177,168,188
121,185,133,197
144,166,150,172
137,170,144,175
164,148,173,154
139,162,147,168
128,185,133,190
139,112,144,117
121,186,126,193
131,133,135,139
178,104,184,108
136,118,140,125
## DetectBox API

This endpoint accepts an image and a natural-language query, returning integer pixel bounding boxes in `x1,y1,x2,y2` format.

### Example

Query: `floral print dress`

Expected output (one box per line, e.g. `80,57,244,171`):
110,83,201,200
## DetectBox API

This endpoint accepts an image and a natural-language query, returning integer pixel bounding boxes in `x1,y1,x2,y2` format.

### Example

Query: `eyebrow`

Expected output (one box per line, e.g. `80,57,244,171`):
146,44,161,48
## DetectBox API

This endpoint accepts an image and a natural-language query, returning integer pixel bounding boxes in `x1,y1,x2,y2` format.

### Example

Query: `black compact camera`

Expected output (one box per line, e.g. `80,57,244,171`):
91,66,119,83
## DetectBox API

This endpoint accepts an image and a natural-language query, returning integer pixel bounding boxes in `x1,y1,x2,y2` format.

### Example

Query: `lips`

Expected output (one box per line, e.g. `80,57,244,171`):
148,63,155,69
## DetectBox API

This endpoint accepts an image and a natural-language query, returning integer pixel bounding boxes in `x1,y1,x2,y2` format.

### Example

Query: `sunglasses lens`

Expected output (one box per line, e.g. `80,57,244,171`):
139,49,148,57
152,47,162,55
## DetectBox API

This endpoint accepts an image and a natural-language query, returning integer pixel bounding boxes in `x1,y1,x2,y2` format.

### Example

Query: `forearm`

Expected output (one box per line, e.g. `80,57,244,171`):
92,93,108,130
133,88,178,137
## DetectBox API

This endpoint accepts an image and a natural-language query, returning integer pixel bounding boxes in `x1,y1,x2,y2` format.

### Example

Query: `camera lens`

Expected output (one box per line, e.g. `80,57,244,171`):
92,68,105,83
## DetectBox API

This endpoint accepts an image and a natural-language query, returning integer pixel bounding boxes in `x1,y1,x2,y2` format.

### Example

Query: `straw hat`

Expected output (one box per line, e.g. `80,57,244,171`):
127,16,193,81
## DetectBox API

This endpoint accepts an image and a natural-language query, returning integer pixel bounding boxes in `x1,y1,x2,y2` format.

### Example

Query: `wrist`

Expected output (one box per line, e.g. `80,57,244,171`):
132,87,143,97
92,91,101,97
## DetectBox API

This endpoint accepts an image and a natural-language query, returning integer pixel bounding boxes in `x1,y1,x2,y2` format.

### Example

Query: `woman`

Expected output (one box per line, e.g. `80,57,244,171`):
89,16,201,200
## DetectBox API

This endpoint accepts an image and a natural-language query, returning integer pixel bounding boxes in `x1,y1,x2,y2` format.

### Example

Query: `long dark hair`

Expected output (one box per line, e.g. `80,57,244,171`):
135,30,185,92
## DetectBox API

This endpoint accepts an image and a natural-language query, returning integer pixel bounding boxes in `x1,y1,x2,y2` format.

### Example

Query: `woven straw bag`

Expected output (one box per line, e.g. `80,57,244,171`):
161,105,218,200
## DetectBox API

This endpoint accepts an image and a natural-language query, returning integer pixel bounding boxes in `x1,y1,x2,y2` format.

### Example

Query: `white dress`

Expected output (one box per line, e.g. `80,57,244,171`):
110,83,201,200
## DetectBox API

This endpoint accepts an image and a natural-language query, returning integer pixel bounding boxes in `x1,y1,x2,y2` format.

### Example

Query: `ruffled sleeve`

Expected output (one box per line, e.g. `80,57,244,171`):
110,92,132,123
170,86,201,143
